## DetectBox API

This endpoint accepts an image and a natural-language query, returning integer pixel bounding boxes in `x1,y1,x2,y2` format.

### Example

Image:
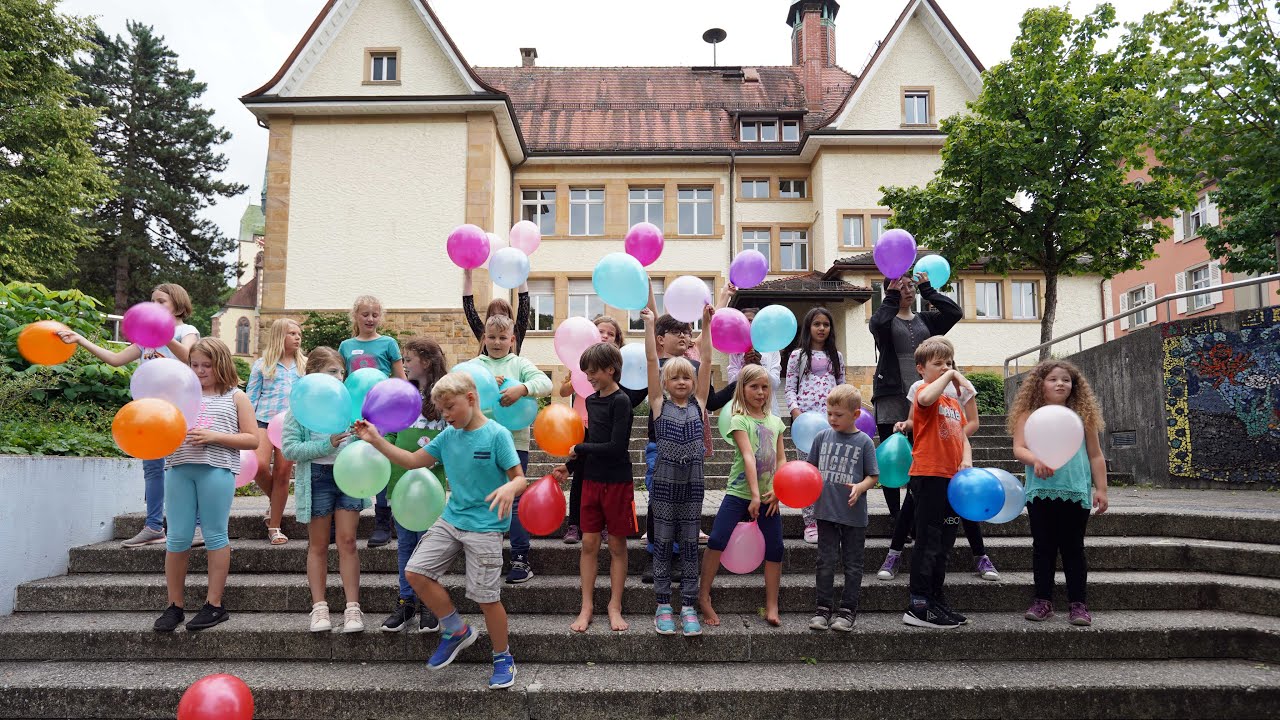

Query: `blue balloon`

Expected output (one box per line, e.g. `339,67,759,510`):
290,373,353,435
947,467,1005,522
750,305,798,353
344,367,388,423
876,432,912,488
450,361,499,411
592,252,649,311
492,378,539,432
914,254,952,289
619,342,648,391
790,410,829,454
985,467,1027,524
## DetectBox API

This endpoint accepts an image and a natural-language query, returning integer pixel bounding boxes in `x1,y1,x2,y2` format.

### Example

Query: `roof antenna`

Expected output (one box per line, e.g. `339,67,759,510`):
702,28,727,66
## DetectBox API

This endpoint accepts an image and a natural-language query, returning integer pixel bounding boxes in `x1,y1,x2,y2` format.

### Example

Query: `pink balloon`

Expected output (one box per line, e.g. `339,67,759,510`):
267,411,287,450
729,250,769,289
446,224,490,269
624,222,664,266
710,308,752,354
482,232,508,268
235,449,258,488
554,317,602,367
570,370,594,399
721,521,765,574
873,228,917,279
122,302,176,350
572,393,589,425
509,220,542,255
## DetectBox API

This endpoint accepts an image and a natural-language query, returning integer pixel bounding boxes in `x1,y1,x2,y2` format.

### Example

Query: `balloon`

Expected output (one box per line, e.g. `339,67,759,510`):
876,432,912,488
1025,405,1086,469
290,374,352,435
873,228,917,279
482,232,508,269
773,460,823,508
344,367,388,423
985,467,1027,524
363,378,423,433
717,401,738,442
854,406,877,438
790,411,829,454
592,252,649,311
122,302,176,350
947,467,1004,522
333,440,392,498
450,361,499,411
17,321,75,365
914,254,951,289
750,305,798,353
624,221,664,266
709,308,752,354
572,392,589,425
390,467,446,532
490,247,531,289
518,475,568,536
729,250,769,289
619,342,648,391
446,223,490,269
532,403,585,457
665,275,711,323
554,316,602,367
130,357,202,430
112,398,186,460
234,449,258,488
570,370,594,399
509,220,542,255
721,521,765,574
267,411,287,449
493,378,539,432
177,673,254,720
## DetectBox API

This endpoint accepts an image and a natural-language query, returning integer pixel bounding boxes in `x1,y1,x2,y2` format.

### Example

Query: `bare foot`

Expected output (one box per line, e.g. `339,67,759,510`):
608,604,629,632
570,608,593,633
764,608,781,627
699,594,721,627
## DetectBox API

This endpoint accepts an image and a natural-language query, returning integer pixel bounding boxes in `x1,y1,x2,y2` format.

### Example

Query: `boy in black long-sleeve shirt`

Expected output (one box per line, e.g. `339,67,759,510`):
552,342,633,633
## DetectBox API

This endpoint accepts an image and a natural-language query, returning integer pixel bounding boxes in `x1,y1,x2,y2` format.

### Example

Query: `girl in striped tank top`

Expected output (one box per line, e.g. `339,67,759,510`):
153,338,259,634
642,304,714,637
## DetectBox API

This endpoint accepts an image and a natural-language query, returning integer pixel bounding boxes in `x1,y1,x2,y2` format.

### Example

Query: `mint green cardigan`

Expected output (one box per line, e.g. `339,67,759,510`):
281,415,372,524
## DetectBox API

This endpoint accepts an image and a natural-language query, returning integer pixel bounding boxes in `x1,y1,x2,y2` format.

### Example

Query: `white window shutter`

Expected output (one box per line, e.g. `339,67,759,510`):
1206,198,1219,227
1145,283,1157,322
1175,272,1188,314
1119,292,1131,330
1172,212,1184,242
1209,261,1224,304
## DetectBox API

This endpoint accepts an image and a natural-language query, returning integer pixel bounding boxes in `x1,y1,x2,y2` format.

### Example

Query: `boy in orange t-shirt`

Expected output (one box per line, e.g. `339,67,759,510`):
902,336,973,629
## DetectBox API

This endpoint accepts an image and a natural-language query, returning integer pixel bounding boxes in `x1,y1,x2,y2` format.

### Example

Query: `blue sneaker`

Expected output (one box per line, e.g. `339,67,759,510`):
427,624,477,670
680,606,702,637
654,604,677,635
489,651,517,690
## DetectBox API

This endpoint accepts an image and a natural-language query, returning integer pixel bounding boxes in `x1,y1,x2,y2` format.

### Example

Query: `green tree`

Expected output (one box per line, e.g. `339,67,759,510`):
880,4,1193,356
0,0,113,281
66,21,244,312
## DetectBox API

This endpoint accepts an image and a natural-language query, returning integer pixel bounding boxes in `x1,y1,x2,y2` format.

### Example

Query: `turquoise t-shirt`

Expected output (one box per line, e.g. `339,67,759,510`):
1025,443,1093,509
726,413,788,501
339,335,401,375
425,419,521,533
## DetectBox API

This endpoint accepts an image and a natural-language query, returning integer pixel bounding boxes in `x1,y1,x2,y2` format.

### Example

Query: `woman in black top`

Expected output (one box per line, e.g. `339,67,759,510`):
462,268,531,355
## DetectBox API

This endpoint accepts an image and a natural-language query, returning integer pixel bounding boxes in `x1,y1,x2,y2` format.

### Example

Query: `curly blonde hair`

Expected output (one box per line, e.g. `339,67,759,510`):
1008,360,1104,435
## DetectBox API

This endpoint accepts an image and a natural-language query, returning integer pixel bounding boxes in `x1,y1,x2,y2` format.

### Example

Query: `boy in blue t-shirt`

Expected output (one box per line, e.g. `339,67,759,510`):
355,371,526,690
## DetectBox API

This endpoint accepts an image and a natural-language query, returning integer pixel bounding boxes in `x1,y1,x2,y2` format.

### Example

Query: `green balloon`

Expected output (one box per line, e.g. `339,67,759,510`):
717,400,737,442
333,440,391,498
391,467,446,532
876,432,913,489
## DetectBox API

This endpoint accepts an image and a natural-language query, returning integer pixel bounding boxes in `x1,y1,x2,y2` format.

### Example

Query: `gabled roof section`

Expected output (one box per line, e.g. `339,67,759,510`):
732,272,870,306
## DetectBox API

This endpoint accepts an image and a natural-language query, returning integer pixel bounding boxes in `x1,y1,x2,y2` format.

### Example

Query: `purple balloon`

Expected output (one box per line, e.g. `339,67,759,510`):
122,302,176,350
446,224,490,269
624,222,664,266
710,308,752,354
873,228,917,279
855,406,877,438
729,250,769,289
361,379,422,433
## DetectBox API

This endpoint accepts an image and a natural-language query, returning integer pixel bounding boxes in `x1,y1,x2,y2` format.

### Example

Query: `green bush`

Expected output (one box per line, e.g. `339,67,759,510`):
300,311,350,352
0,401,121,457
233,357,252,388
1,282,108,363
967,371,1006,415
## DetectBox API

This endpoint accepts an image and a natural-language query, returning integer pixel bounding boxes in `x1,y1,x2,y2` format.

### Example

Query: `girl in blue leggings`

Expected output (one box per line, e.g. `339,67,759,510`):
152,338,258,633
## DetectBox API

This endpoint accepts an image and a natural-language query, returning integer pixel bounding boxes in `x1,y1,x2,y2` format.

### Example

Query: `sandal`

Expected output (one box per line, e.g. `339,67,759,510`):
268,527,288,545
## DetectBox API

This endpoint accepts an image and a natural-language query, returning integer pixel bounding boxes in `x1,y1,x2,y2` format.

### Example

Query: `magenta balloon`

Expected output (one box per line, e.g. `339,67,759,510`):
855,407,877,438
267,411,287,449
710,308,753,354
446,224,490,269
509,220,542,255
554,317,602,367
729,250,769,289
130,357,203,429
122,302,176,350
873,228,917,279
361,379,423,433
624,222,665,266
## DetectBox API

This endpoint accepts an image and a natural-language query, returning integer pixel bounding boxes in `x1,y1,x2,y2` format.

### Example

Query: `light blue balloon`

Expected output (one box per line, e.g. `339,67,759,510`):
750,305,798,353
492,378,539,431
290,373,353,435
790,410,830,454
619,342,648,391
450,361,499,411
489,247,531,290
592,252,649,311
344,367,388,423
913,254,951,289
985,467,1027,524
947,467,1005,522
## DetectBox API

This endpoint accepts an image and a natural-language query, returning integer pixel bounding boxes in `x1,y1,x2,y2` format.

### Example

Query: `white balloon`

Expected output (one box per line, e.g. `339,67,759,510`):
985,467,1026,524
1024,405,1085,469
665,275,711,323
483,232,508,268
489,247,530,289
619,343,648,391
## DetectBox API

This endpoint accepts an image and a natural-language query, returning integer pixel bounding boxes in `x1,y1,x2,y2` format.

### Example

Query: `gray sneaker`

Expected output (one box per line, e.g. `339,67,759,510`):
122,526,166,548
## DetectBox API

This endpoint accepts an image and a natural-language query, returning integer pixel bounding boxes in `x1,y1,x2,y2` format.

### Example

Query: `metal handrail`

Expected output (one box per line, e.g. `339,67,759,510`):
1004,272,1280,377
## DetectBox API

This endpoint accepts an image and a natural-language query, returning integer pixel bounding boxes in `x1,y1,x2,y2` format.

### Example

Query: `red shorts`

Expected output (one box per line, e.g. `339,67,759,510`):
580,479,638,536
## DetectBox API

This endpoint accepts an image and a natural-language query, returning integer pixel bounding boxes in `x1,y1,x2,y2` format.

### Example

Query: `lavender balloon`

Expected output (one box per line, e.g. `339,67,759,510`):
130,357,202,429
710,308,752,354
729,250,769,289
873,228,917,279
122,302,176,350
361,379,422,433
446,224,490,269
855,406,877,438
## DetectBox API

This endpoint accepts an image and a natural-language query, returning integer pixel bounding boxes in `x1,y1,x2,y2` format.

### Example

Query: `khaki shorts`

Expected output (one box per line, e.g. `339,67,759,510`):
404,520,504,604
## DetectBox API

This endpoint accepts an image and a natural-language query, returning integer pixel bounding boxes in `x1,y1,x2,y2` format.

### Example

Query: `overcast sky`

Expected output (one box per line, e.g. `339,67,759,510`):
58,0,1170,268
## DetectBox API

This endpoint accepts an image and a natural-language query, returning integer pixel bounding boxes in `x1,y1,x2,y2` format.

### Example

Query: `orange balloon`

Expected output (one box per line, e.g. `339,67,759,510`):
113,398,187,460
532,403,585,457
17,321,76,365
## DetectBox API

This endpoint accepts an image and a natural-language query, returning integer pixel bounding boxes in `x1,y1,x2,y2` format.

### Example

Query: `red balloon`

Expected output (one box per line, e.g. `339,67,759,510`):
177,674,253,720
773,460,823,508
518,475,567,536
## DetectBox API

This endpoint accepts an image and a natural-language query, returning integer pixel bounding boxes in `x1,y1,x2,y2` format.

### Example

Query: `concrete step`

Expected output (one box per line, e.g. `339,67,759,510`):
15,571,1280,616
0,658,1275,719
525,458,1077,480
614,435,1017,453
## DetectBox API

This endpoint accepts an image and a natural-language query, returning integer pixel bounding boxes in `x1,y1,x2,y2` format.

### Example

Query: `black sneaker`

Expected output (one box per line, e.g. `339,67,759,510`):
418,605,440,633
185,603,229,631
381,598,417,633
153,604,185,632
506,553,533,584
902,603,960,629
369,507,393,548
936,602,968,625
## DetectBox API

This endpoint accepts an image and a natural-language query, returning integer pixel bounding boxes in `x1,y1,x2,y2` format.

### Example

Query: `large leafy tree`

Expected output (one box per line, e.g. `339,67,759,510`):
881,4,1192,355
67,21,244,312
0,0,113,281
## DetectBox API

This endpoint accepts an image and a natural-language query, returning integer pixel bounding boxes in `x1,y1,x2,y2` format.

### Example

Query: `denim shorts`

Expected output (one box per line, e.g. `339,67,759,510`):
310,464,363,518
256,419,270,429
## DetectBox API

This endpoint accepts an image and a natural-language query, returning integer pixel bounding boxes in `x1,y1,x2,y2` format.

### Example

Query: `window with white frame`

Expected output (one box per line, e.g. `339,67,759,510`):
521,189,556,236
678,187,713,235
369,52,398,82
924,280,963,314
629,278,665,331
1179,195,1217,241
528,279,555,331
570,188,604,236
741,229,771,270
779,229,808,271
567,279,604,320
778,179,807,199
741,179,769,199
904,90,930,125
1189,263,1214,311
1124,285,1152,327
740,119,779,142
628,188,663,227
975,281,1002,319
1011,281,1039,319
842,215,864,247
871,216,891,245
782,120,800,142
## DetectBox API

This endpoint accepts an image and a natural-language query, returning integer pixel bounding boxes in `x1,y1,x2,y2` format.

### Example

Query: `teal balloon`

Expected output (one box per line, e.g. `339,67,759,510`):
333,440,391,498
947,467,1004,522
290,373,352,435
914,254,952,289
391,467,446,532
876,432,912,489
344,367,388,423
493,378,538,432
750,305,798,353
790,411,829,454
592,252,649,311
450,361,499,410
984,467,1027,524
718,400,737,442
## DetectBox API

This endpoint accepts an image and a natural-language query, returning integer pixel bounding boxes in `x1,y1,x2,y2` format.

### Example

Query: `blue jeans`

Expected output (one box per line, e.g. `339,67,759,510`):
393,515,425,601
507,450,531,557
375,488,389,511
143,458,165,531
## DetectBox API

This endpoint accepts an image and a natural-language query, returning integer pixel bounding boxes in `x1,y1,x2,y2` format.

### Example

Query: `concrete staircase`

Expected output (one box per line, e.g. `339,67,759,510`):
2,417,1278,718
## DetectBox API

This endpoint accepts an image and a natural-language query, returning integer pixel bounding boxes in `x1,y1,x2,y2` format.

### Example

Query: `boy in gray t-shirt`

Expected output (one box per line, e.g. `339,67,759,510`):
806,385,879,631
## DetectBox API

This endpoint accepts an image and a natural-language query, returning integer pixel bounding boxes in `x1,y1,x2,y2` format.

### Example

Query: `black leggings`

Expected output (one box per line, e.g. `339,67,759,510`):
876,424,902,516
890,489,987,556
907,476,959,603
1028,498,1090,603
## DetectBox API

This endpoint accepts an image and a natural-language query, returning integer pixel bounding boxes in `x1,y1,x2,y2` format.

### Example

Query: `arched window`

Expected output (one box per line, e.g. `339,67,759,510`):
235,317,251,355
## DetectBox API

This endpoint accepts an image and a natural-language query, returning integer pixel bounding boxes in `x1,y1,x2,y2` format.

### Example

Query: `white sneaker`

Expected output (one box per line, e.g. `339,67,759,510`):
343,603,365,633
191,527,205,548
803,524,818,544
309,602,332,632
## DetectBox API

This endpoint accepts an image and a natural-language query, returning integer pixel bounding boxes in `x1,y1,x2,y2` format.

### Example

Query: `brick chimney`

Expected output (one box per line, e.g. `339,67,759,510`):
520,48,537,68
787,0,839,111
